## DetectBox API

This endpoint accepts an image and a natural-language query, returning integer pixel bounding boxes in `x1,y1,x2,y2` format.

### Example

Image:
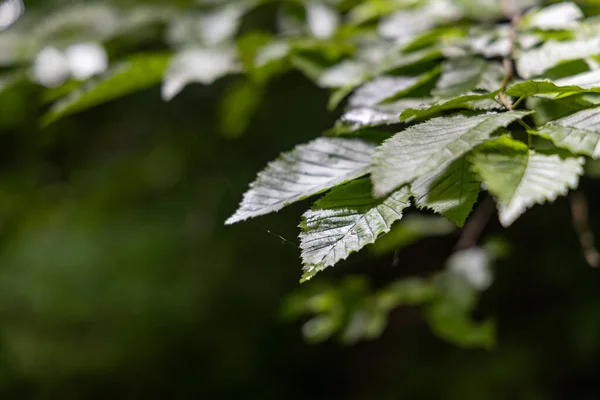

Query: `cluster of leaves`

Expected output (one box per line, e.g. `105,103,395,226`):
283,237,508,348
227,0,600,283
4,0,600,346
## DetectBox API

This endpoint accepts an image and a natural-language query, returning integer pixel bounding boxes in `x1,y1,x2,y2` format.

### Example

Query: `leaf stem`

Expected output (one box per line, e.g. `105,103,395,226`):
512,96,525,109
456,196,495,250
571,191,600,267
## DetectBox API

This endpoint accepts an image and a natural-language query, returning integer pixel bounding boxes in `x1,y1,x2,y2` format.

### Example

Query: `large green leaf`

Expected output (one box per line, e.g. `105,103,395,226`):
226,137,376,224
41,53,171,125
516,38,600,79
470,136,584,226
300,179,411,282
411,156,480,227
371,111,532,197
535,105,600,158
432,57,504,99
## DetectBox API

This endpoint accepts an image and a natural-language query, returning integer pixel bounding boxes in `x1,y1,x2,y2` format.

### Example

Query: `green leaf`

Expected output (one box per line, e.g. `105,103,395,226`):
318,60,366,88
162,47,239,100
463,25,511,58
535,105,600,158
516,38,600,79
306,2,340,39
300,179,411,282
348,69,440,108
522,2,583,31
331,99,428,134
369,214,456,256
432,57,504,99
371,111,532,197
378,0,462,43
226,137,376,225
218,79,264,139
377,46,443,76
411,156,480,227
41,53,170,125
506,69,600,97
399,92,501,122
470,136,584,226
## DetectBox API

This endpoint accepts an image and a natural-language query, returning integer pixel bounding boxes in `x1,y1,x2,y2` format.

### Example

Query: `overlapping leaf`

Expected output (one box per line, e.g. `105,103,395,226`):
371,111,532,197
162,47,239,100
470,137,584,226
432,58,504,99
522,2,583,31
226,137,376,224
506,69,600,97
411,156,480,227
516,38,600,79
300,179,411,282
535,105,600,158
348,70,440,108
399,92,501,122
331,99,428,134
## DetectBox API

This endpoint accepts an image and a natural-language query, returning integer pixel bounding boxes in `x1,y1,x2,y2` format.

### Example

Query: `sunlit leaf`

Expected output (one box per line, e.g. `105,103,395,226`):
306,2,339,39
523,2,583,31
411,156,480,227
372,111,531,197
300,179,411,281
432,57,504,99
331,99,427,134
226,137,376,224
162,47,239,101
399,92,501,122
349,68,440,108
534,104,600,158
516,38,600,79
470,136,584,226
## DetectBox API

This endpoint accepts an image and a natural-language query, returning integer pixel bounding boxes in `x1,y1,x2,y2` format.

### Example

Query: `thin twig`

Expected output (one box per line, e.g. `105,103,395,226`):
456,196,496,250
570,191,600,267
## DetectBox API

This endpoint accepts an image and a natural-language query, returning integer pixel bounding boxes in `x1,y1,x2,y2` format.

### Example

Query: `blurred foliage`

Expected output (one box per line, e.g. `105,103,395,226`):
2,1,600,399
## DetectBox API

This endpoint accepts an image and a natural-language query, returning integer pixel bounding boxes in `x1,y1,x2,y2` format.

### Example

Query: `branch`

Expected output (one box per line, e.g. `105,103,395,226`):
570,191,600,267
456,196,496,250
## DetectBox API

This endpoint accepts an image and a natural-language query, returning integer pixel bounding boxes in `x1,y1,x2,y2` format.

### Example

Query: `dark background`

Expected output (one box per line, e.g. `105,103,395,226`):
2,0,600,398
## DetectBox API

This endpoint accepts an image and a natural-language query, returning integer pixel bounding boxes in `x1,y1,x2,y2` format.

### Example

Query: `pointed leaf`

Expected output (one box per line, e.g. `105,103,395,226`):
41,53,170,125
516,38,600,79
226,137,376,224
535,105,600,158
470,137,584,226
411,156,480,227
372,111,532,197
432,58,504,99
300,179,411,281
